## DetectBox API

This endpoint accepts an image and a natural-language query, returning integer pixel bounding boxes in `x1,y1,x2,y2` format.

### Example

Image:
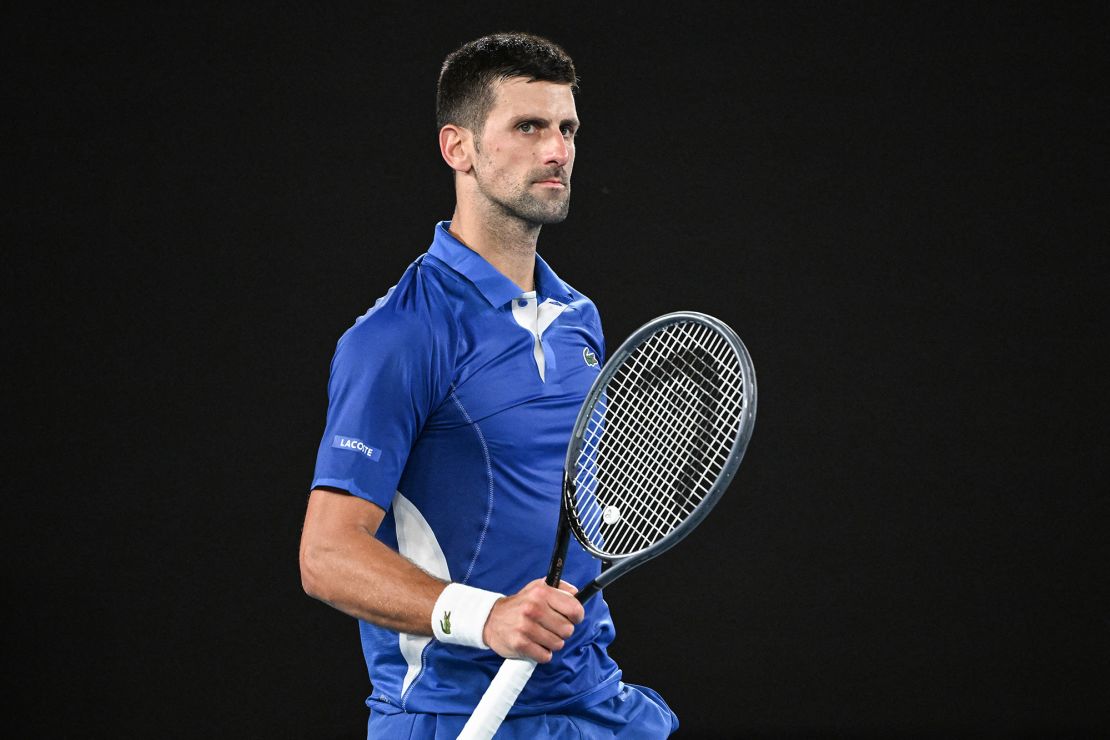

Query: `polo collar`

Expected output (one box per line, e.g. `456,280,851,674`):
429,221,574,308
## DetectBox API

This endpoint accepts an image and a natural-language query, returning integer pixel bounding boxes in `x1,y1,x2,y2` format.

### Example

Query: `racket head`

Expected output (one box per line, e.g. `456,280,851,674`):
562,311,756,566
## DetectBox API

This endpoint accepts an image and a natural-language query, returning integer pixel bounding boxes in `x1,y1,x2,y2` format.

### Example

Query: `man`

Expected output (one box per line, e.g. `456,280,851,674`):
300,32,678,738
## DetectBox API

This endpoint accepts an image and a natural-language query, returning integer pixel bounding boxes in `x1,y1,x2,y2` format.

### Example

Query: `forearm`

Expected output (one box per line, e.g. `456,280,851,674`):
298,490,580,660
300,525,446,635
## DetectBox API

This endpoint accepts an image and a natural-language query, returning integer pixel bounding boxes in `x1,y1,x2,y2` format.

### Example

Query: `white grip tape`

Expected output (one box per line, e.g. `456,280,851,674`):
457,658,538,740
431,583,503,650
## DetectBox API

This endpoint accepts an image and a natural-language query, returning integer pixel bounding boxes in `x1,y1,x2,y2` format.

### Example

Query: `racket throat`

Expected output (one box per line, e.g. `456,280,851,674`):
546,476,576,587
545,520,572,587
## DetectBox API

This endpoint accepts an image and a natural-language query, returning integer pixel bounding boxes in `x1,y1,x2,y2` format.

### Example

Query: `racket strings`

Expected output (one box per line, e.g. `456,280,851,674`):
575,344,737,553
570,321,747,557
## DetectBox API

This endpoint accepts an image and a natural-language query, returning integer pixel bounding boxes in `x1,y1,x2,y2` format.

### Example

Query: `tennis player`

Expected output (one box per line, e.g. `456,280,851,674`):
299,32,679,738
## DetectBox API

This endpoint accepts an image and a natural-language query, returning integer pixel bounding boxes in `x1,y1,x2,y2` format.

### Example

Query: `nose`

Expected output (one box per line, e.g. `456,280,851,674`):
542,129,570,168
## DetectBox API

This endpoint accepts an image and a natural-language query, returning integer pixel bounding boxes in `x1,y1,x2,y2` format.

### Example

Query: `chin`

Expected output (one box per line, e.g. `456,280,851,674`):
537,205,571,225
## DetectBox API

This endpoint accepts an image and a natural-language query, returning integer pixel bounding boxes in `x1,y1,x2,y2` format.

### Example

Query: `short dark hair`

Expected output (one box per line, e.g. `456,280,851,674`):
436,32,577,133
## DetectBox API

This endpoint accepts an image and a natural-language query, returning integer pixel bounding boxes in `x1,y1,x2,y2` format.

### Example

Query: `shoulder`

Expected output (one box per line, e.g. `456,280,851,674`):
322,259,462,400
336,256,460,357
321,257,460,418
561,280,604,332
553,277,606,360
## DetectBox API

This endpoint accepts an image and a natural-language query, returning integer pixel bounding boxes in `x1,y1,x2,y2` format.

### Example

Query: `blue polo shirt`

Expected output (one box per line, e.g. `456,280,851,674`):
312,222,622,717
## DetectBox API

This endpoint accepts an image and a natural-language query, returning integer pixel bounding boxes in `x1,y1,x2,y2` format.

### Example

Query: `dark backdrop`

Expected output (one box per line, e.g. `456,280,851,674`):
7,2,1108,737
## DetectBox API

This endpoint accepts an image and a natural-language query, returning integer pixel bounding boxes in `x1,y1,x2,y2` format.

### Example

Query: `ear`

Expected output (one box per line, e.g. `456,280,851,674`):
439,124,474,174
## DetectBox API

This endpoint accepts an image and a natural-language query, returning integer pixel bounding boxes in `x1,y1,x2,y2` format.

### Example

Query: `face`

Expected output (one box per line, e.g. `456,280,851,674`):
470,77,579,226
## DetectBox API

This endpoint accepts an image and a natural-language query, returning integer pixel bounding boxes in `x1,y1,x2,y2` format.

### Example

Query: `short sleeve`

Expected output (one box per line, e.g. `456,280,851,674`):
310,285,452,510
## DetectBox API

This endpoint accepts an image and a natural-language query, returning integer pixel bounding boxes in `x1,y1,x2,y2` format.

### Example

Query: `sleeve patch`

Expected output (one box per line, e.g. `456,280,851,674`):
331,435,384,462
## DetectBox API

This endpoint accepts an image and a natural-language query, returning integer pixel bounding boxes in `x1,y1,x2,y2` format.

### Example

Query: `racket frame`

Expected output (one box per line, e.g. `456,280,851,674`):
549,310,757,603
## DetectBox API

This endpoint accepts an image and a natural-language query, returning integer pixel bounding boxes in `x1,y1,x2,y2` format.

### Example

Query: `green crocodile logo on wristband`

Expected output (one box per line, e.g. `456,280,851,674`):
440,610,452,635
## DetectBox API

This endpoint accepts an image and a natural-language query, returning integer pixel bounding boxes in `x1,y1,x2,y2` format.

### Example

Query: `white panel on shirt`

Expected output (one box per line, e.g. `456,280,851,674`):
393,492,450,696
510,290,570,382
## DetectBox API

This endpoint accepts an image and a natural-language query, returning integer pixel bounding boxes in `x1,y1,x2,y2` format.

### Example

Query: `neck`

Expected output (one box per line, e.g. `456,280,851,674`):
448,205,541,292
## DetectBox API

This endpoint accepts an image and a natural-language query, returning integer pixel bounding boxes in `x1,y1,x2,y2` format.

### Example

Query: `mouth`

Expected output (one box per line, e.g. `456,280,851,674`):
533,169,568,188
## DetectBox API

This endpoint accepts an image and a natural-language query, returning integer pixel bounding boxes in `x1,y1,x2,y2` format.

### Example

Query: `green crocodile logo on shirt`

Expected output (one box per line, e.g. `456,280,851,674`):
440,610,451,635
583,347,599,367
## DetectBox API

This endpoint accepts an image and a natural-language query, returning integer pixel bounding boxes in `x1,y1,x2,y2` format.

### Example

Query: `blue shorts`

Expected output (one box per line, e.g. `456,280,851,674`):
366,682,679,739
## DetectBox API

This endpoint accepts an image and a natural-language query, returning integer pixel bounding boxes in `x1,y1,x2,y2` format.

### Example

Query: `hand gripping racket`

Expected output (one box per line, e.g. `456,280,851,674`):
458,311,757,739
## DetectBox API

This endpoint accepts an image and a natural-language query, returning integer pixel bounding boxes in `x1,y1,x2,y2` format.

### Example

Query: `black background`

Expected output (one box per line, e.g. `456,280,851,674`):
7,2,1108,737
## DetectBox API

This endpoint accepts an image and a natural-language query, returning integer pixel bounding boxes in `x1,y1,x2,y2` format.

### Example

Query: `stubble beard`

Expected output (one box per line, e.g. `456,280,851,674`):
474,161,571,227
503,181,570,226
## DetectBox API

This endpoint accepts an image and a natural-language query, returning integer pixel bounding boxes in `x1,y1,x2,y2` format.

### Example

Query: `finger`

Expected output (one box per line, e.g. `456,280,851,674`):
529,603,580,642
545,588,586,625
521,618,571,652
556,579,578,594
495,627,547,663
522,644,554,664
491,617,559,663
507,593,574,645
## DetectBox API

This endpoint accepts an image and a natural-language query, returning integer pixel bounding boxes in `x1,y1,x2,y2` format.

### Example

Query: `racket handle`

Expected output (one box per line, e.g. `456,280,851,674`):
457,657,538,740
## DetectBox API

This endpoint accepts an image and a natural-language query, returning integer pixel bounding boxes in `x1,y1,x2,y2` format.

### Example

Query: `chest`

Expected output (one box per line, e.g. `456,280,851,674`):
426,305,602,450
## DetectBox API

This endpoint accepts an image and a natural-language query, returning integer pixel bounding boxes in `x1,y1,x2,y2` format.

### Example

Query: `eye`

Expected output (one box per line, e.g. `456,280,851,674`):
561,124,577,138
517,121,535,134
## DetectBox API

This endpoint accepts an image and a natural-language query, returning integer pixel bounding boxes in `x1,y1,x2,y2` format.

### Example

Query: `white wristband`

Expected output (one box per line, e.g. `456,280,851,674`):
431,583,504,649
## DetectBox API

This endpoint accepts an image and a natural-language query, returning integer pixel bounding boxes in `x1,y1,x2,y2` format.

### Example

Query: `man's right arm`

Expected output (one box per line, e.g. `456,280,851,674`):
298,488,583,663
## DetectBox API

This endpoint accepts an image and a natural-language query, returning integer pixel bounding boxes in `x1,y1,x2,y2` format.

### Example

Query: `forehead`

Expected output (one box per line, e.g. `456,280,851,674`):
486,77,578,121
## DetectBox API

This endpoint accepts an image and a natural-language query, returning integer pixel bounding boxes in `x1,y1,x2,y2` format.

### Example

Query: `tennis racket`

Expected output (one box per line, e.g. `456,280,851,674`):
458,311,757,739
